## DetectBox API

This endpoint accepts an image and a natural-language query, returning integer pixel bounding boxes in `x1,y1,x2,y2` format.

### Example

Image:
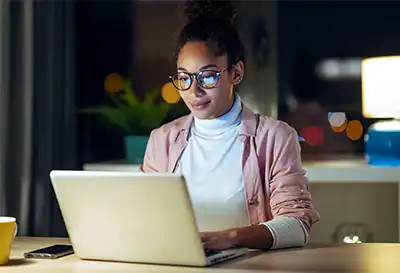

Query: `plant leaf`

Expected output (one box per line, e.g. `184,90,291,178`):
79,106,132,133
120,80,139,107
79,77,181,136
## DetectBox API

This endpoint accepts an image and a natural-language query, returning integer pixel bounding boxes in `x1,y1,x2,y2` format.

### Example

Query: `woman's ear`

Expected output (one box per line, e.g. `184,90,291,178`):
231,61,244,85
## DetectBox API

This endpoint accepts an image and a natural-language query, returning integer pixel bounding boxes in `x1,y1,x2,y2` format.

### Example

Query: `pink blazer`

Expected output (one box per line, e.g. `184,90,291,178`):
141,103,320,232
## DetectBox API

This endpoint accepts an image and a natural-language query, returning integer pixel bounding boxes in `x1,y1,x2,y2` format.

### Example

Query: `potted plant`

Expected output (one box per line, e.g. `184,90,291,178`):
80,72,184,164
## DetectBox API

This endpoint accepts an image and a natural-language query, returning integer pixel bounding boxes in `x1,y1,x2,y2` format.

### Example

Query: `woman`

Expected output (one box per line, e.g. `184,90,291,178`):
141,0,320,251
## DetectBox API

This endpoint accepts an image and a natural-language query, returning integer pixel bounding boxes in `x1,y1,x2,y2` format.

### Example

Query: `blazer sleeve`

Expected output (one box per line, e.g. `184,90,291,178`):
268,124,320,233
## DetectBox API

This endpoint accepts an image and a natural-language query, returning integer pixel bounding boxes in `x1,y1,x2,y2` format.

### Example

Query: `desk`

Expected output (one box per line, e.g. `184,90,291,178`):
5,237,400,273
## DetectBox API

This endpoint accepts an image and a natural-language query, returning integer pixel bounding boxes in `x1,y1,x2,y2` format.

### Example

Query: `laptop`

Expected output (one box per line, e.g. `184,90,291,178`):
50,170,248,267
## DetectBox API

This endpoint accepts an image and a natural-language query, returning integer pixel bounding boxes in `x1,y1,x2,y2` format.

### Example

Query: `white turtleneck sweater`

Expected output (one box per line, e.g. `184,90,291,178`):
176,95,307,249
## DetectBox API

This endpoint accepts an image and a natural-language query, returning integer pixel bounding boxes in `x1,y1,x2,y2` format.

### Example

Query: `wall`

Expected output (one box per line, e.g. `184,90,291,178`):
133,1,278,117
278,1,400,118
133,1,185,95
235,1,278,118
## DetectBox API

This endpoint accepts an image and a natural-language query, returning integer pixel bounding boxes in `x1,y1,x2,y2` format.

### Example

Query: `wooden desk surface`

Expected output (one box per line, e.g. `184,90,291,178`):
4,237,400,273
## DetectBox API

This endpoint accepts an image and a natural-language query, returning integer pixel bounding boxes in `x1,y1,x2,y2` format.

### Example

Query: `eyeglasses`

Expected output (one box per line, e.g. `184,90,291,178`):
169,68,229,91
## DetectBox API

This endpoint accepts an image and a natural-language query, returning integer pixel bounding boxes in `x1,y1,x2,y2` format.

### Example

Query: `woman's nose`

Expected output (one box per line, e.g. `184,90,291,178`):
189,82,206,98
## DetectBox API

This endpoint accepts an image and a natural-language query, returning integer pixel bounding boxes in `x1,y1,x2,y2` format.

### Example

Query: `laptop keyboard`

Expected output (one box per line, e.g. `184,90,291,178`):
204,248,221,257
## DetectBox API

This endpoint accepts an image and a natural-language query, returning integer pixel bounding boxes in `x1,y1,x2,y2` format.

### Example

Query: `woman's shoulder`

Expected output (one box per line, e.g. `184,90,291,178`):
241,104,297,139
150,114,192,139
250,114,302,158
257,115,297,137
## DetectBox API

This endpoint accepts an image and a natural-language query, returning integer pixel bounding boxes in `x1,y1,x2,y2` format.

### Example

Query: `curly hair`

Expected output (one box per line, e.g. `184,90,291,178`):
174,0,246,68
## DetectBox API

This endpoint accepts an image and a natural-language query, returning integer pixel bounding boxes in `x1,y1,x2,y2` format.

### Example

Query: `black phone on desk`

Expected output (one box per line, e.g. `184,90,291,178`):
24,244,74,259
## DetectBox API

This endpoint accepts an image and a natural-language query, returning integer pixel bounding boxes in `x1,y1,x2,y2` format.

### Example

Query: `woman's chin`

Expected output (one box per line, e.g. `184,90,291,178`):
191,109,218,120
192,112,213,120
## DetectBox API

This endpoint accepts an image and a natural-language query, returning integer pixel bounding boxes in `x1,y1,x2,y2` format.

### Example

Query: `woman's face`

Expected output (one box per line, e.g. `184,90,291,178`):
176,41,244,119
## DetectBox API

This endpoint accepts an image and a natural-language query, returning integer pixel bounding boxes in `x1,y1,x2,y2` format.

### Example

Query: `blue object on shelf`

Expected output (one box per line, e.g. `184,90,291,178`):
125,135,149,164
364,120,400,166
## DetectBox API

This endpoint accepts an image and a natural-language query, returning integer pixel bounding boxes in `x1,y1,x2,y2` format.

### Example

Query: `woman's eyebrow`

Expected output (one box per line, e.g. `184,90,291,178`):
177,64,219,72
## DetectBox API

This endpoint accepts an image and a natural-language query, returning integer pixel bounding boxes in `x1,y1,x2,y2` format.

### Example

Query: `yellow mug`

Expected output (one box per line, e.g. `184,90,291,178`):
0,217,18,265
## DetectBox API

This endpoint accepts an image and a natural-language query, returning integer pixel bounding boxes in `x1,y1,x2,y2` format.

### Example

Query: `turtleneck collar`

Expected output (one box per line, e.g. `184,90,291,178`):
192,94,242,137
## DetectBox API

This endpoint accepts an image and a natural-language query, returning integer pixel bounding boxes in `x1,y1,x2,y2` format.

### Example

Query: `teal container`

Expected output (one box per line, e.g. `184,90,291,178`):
124,135,149,164
365,121,400,166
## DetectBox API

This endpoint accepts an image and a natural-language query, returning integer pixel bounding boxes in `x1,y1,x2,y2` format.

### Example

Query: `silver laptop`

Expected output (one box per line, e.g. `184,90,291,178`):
50,170,248,267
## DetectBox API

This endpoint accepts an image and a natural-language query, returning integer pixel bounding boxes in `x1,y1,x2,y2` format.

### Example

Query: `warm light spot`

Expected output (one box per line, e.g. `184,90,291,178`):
362,56,400,118
331,120,347,133
104,73,124,93
300,126,324,146
161,82,181,104
346,120,363,140
329,112,347,132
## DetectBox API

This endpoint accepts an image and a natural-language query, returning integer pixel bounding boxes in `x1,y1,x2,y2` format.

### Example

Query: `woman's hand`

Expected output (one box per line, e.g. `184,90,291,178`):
201,225,274,250
200,229,238,250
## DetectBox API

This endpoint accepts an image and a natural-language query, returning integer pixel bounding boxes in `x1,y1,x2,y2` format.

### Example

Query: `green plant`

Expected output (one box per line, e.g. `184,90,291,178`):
80,73,172,136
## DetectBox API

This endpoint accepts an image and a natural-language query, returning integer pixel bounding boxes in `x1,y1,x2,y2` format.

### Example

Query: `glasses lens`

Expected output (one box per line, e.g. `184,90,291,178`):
172,72,191,90
198,71,218,89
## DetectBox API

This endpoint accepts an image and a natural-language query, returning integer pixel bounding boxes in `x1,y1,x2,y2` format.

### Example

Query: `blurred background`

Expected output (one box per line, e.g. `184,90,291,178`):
1,0,400,243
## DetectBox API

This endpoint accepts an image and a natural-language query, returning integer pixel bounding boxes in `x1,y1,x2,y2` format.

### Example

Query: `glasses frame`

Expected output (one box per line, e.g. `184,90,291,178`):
169,68,229,91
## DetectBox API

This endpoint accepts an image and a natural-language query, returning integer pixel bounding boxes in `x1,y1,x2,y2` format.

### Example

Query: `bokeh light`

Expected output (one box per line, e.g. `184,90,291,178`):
104,73,124,93
300,126,324,146
329,112,347,132
346,120,363,140
161,82,181,104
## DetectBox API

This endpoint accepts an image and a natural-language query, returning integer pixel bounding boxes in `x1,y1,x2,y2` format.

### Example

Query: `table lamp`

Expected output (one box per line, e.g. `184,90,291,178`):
362,56,400,166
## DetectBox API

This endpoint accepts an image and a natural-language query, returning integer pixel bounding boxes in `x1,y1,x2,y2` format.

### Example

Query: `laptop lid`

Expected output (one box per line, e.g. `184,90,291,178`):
50,170,208,266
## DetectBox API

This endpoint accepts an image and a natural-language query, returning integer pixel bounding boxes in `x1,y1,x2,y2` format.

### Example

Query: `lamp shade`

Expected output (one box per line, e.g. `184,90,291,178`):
362,56,400,119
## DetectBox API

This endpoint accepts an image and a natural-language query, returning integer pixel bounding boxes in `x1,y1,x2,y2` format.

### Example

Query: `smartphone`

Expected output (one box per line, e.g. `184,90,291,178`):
24,244,74,259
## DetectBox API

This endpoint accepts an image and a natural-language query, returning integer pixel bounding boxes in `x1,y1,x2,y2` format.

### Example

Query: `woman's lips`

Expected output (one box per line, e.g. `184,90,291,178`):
190,101,211,110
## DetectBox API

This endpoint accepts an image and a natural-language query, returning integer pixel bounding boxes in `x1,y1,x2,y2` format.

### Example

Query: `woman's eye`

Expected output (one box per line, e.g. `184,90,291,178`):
203,76,215,85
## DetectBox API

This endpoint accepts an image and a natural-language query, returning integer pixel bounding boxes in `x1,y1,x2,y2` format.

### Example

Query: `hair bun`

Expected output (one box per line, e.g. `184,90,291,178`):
185,0,237,23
